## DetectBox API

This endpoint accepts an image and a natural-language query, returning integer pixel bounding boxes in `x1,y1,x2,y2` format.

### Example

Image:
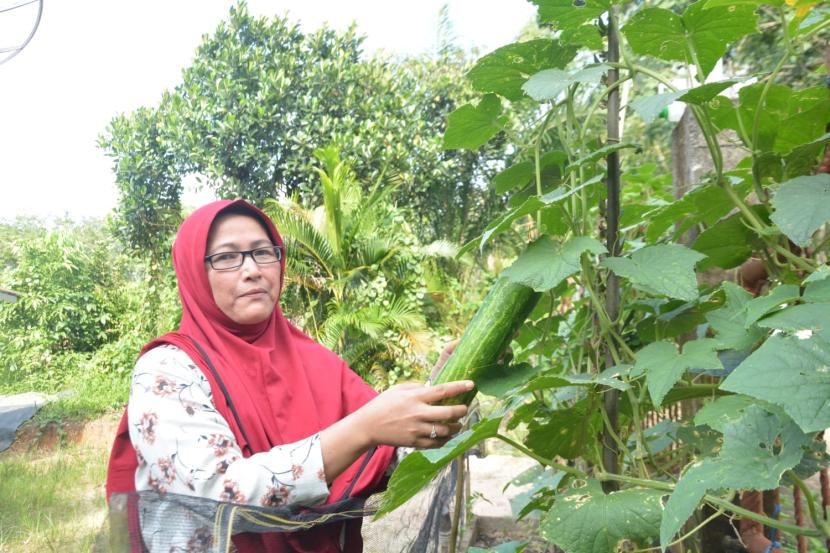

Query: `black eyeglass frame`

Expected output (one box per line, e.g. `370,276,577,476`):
204,245,283,271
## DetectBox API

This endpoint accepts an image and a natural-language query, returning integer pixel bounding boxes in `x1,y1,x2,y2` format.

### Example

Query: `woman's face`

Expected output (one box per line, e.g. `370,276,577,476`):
205,213,281,325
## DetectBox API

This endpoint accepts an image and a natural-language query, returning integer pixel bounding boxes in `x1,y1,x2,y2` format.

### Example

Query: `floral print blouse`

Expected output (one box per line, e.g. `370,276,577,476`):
127,344,331,509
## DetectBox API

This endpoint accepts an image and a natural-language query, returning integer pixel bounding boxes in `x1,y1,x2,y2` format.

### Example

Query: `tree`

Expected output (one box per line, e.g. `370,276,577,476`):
100,2,512,256
266,146,438,386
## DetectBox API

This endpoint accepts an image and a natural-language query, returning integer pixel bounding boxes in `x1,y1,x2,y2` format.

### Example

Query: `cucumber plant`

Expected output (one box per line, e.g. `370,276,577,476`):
380,1,830,552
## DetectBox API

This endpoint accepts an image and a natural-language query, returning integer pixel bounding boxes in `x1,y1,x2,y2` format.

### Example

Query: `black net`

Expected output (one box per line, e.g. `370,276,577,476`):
106,457,468,553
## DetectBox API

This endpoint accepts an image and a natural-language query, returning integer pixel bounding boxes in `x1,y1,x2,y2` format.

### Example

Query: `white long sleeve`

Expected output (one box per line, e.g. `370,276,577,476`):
127,344,330,509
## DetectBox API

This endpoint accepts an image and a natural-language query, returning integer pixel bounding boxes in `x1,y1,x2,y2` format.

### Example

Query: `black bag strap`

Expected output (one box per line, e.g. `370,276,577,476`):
185,335,379,499
186,336,254,455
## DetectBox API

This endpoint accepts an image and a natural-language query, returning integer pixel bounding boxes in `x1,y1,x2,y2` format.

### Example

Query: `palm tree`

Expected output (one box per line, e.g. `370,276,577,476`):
265,146,433,386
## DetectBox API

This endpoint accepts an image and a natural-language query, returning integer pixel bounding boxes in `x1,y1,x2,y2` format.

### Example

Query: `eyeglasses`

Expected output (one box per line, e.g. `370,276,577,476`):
204,245,283,271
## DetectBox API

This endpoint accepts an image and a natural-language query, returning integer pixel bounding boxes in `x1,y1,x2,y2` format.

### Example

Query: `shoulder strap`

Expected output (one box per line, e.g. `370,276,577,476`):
186,336,254,455
186,336,379,498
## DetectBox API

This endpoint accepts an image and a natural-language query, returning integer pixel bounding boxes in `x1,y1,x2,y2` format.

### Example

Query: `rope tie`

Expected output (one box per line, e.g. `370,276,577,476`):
764,503,783,553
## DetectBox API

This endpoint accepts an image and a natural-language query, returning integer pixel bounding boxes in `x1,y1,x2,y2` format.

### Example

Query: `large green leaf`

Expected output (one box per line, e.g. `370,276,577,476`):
467,39,578,102
743,284,800,326
623,3,757,77
722,331,830,432
757,303,830,334
644,177,753,243
706,282,767,350
526,405,600,460
692,210,762,270
462,177,602,255
719,85,830,155
635,339,722,406
804,278,830,303
376,416,502,517
770,174,830,247
541,479,664,553
630,79,742,124
443,94,507,150
477,362,542,397
493,151,567,194
694,394,760,432
522,64,608,101
602,245,706,302
531,0,613,31
502,236,607,292
661,405,810,548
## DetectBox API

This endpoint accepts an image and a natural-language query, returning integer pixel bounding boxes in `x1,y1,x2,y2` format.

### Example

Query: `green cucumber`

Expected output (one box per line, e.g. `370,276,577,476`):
432,277,541,405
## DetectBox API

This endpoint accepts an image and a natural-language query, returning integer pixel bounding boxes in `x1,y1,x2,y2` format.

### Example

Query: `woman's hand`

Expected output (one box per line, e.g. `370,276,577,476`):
354,380,473,449
318,379,472,483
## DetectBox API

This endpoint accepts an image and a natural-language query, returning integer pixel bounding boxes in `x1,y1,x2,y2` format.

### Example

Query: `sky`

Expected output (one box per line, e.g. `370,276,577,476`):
0,0,537,222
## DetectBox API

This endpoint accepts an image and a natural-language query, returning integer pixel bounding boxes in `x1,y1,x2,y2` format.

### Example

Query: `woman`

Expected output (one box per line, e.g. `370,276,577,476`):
106,199,472,552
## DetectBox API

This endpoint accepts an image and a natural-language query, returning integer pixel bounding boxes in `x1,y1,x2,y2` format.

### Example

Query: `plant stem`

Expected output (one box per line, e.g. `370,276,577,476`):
789,470,830,535
534,108,557,228
750,52,788,160
630,507,726,553
577,75,631,145
494,433,587,479
602,5,623,490
448,456,465,553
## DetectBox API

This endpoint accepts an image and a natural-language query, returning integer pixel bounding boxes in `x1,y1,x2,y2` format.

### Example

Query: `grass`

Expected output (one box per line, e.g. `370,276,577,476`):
0,442,109,552
0,358,130,426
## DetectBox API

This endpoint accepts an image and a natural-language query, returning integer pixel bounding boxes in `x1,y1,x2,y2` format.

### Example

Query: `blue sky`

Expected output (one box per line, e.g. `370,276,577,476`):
0,0,535,221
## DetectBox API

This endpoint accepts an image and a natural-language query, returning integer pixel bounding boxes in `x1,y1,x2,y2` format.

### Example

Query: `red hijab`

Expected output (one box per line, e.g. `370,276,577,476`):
106,199,395,552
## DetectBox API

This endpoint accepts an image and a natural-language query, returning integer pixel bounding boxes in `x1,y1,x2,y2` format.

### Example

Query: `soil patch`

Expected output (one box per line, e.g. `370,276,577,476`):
5,410,121,455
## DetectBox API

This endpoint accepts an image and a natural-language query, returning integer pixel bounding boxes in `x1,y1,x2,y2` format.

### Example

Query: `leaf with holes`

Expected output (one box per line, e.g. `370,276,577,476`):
623,3,757,77
661,405,810,548
467,39,578,101
541,479,664,553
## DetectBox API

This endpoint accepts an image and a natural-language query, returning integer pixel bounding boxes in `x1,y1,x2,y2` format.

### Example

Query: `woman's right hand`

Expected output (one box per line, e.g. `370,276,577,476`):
353,380,473,449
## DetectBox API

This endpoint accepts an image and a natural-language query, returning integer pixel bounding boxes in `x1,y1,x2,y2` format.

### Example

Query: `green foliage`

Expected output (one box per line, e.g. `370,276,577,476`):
540,480,664,553
266,147,438,387
384,0,830,550
662,405,811,546
0,219,180,412
500,236,606,292
1,227,115,354
601,244,706,302
100,2,512,255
